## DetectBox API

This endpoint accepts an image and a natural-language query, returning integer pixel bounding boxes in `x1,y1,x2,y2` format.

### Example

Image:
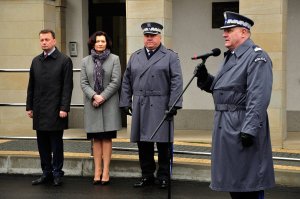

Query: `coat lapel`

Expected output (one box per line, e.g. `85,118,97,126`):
138,45,167,77
211,52,236,89
211,39,253,89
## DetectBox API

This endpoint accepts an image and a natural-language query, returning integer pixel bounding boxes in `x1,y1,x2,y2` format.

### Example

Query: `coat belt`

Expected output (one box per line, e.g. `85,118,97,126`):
215,104,246,111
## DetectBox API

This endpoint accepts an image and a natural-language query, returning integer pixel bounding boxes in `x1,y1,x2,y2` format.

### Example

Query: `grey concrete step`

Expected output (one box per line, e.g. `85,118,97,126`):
0,138,300,187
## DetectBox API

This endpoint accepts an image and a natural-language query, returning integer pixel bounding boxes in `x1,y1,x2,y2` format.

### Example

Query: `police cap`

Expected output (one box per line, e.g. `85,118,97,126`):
141,22,163,35
220,11,254,30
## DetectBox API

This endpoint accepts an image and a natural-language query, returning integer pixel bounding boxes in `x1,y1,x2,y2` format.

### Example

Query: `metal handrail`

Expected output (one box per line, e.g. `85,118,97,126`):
0,68,81,72
0,103,83,107
114,147,300,162
0,137,298,162
0,68,83,107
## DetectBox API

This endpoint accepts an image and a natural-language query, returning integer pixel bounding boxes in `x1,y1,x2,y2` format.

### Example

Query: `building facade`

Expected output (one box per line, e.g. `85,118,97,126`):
0,0,299,149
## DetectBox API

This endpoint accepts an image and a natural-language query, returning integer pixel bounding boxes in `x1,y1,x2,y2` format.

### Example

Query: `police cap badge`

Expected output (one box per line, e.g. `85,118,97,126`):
220,11,254,30
141,22,163,35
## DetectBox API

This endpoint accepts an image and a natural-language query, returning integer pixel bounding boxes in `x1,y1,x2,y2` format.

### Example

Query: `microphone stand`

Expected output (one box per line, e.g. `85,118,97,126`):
149,58,208,199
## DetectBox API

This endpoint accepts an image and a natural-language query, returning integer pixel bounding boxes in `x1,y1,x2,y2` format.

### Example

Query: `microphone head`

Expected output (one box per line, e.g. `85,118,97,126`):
212,48,221,57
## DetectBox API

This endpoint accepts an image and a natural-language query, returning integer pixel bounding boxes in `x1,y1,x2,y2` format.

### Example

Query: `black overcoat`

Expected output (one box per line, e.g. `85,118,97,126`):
26,48,73,131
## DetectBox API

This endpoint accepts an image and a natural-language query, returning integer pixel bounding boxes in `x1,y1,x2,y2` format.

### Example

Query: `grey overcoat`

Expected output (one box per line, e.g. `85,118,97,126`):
120,45,183,142
80,54,122,133
198,39,275,192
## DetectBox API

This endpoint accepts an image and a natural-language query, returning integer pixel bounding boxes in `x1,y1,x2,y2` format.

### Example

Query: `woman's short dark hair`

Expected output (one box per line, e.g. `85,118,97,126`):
88,31,112,51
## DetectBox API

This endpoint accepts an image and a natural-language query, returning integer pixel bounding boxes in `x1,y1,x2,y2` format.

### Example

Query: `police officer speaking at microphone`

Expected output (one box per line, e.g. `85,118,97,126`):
195,12,275,199
119,22,183,189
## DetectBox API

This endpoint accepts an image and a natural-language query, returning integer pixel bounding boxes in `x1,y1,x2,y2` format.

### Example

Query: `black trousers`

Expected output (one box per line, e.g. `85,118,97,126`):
137,141,170,181
36,130,64,177
230,190,264,199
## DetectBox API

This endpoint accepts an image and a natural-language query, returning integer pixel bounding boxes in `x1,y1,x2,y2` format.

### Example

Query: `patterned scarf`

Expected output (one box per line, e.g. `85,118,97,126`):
91,48,110,94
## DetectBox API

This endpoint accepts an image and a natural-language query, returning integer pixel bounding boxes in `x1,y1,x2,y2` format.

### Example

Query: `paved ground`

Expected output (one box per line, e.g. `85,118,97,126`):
1,130,300,196
0,174,300,199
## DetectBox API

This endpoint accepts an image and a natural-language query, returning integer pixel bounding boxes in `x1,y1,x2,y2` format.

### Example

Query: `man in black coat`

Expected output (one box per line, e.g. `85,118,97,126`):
26,29,73,186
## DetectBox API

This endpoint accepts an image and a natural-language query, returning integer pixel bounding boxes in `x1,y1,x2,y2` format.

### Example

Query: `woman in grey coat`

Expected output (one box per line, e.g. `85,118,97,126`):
80,31,122,185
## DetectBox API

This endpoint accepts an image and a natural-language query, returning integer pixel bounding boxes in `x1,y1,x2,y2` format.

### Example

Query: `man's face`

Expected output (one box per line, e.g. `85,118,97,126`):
39,33,56,52
223,27,248,51
144,34,161,50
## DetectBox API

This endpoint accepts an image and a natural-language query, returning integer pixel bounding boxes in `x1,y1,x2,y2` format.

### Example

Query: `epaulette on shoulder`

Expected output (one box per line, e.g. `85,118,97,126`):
133,49,143,54
252,45,267,62
253,46,263,52
167,48,178,54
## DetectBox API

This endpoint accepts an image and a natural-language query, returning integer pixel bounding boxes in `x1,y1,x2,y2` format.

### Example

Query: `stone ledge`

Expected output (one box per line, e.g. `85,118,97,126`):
0,154,299,187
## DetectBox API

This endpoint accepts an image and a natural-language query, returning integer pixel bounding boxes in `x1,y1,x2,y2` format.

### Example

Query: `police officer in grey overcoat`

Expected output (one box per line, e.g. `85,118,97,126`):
196,12,275,199
119,22,183,189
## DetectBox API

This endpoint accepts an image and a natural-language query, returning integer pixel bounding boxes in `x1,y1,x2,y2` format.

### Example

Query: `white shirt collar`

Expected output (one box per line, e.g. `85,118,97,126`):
44,47,56,56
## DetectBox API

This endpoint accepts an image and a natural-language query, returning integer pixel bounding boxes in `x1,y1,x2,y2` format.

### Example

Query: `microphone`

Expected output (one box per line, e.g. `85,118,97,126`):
191,48,221,60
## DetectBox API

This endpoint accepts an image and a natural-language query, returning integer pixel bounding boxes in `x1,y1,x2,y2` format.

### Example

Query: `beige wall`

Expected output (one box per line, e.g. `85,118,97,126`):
287,0,300,111
240,0,288,148
0,0,62,136
126,0,173,56
173,0,233,110
65,0,89,104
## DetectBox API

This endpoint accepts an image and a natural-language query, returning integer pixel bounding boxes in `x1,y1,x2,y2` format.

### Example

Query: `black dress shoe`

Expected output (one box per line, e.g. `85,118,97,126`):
32,175,52,185
53,176,62,186
133,177,155,187
159,180,168,189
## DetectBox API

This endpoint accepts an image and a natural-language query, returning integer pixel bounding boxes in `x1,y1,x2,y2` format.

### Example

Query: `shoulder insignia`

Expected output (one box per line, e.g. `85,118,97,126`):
254,57,267,62
168,48,178,54
254,47,262,52
133,49,142,54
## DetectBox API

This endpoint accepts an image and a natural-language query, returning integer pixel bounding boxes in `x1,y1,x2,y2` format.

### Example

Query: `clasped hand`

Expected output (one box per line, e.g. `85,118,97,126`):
92,94,105,108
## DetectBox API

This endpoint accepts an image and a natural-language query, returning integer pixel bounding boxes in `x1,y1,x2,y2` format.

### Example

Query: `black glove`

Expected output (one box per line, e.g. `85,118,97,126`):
194,64,208,82
121,107,132,116
240,132,254,147
165,108,177,121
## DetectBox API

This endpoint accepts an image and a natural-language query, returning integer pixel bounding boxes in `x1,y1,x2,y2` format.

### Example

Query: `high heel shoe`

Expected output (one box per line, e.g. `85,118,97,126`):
93,180,101,185
93,174,102,185
101,174,109,185
101,180,110,185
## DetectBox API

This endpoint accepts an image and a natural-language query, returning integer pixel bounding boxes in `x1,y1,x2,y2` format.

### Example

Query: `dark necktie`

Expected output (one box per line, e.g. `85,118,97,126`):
44,53,48,59
224,52,233,64
147,50,154,59
148,50,154,56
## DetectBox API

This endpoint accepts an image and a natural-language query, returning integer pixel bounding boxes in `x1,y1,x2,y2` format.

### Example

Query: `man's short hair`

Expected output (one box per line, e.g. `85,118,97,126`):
39,29,56,39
